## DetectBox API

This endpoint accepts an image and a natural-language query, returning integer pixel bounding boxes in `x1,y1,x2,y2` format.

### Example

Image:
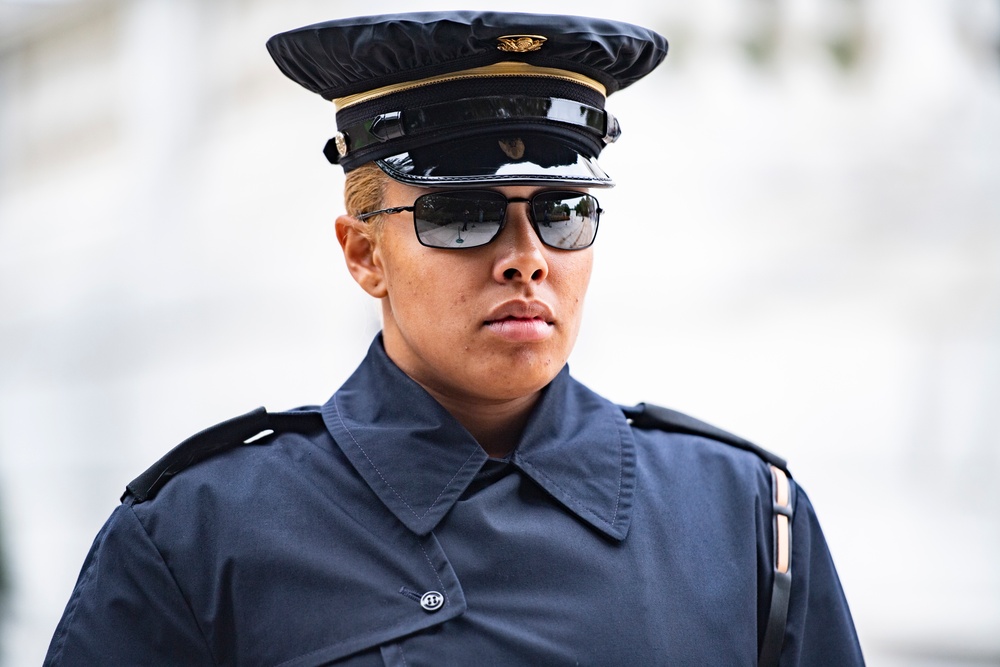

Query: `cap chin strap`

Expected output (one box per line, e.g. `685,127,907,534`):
326,96,619,164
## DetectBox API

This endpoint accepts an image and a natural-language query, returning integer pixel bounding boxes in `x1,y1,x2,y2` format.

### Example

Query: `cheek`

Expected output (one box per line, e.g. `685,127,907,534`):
562,254,594,308
383,255,471,332
379,233,422,294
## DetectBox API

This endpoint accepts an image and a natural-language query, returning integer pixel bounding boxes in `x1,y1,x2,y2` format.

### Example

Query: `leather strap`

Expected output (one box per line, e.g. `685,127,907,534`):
758,465,794,667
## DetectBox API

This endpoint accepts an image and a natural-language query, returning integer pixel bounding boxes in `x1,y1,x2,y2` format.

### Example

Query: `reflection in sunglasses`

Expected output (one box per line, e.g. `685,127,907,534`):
403,191,601,250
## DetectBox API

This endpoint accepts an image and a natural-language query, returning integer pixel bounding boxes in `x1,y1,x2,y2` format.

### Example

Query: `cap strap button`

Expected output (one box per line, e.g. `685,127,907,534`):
603,112,621,144
334,132,349,156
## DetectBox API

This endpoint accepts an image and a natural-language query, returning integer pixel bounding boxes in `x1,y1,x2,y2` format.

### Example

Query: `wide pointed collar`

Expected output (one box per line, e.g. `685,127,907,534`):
322,336,636,541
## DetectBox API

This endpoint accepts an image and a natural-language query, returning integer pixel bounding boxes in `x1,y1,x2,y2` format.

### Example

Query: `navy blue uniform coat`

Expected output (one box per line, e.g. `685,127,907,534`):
46,337,863,666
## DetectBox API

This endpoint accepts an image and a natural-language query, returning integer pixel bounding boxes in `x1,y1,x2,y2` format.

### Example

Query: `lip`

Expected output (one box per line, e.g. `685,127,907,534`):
483,300,555,342
484,300,555,324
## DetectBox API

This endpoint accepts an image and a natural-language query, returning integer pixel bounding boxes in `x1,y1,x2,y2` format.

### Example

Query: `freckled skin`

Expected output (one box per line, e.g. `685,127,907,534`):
336,180,593,451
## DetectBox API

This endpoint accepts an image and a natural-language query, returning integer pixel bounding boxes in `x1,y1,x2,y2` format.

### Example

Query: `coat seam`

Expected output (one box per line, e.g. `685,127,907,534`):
125,504,219,666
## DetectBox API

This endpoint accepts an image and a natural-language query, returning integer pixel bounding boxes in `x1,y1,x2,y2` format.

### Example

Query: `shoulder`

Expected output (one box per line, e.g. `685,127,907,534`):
124,406,330,504
121,407,352,536
621,401,789,503
122,406,372,557
622,401,788,473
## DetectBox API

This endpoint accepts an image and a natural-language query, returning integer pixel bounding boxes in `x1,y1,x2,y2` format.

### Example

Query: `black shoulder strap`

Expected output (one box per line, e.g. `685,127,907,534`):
123,407,326,503
759,465,794,667
620,402,792,666
620,401,789,474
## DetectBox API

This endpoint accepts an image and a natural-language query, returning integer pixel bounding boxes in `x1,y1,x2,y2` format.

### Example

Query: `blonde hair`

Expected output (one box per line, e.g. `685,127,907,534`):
343,162,389,241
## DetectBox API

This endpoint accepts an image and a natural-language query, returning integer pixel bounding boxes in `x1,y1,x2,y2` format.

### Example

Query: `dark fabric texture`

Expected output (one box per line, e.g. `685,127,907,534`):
266,12,668,100
45,336,864,666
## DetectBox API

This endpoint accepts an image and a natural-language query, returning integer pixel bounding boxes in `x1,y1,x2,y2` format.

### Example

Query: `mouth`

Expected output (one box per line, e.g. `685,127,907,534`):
483,301,555,342
484,300,555,323
486,314,548,323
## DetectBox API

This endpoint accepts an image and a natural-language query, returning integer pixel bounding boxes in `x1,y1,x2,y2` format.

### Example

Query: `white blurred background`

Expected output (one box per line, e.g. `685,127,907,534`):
1,0,998,665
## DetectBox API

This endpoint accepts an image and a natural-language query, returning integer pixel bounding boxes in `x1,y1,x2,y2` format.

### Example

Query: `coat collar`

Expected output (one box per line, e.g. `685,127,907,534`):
322,336,636,541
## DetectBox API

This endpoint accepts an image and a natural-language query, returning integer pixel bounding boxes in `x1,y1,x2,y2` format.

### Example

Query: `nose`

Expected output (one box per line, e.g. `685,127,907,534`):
492,201,548,284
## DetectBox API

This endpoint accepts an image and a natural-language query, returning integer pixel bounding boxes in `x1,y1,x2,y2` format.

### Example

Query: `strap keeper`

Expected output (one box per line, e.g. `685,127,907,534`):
369,111,405,141
772,502,793,518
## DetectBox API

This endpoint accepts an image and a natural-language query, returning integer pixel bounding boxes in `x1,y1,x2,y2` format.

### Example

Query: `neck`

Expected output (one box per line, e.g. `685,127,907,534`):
421,387,540,458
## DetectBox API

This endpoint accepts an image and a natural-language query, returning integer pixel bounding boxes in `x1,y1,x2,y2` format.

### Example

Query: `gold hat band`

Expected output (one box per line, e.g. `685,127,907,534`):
334,61,607,111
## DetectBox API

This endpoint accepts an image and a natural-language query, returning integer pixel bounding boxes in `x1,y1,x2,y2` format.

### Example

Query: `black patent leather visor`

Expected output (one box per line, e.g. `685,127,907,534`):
375,133,614,188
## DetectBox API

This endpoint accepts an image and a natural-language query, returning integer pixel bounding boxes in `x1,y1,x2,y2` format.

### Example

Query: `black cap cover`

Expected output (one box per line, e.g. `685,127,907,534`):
266,12,668,187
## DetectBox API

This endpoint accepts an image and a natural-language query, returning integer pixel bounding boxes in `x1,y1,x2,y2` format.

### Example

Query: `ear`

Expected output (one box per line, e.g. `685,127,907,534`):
336,214,388,299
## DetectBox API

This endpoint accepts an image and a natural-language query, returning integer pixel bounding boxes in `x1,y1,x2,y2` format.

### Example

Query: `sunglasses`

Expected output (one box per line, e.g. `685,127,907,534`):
356,190,602,250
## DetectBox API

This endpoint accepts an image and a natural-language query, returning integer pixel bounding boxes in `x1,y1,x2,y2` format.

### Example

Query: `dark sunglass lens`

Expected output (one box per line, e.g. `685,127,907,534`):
532,193,600,249
413,192,506,249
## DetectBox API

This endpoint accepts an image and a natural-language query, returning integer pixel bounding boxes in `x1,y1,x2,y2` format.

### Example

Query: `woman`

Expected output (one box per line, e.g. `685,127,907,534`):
46,12,863,666
338,167,595,458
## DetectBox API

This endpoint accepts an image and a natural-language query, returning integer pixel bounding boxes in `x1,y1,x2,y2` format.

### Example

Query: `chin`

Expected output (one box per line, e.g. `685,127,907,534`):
476,350,566,397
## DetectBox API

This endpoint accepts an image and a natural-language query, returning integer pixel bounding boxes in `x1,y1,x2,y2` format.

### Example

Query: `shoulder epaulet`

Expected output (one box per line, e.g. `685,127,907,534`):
123,407,326,504
620,401,789,475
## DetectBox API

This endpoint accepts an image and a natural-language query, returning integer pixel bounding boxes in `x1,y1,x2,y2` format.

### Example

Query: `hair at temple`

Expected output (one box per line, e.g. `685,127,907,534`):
344,162,389,241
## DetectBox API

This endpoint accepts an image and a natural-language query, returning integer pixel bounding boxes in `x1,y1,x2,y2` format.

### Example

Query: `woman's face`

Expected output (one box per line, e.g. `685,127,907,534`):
344,178,594,405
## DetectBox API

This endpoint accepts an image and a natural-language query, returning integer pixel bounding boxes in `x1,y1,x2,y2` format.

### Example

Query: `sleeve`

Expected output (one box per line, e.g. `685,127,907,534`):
779,483,865,666
44,503,216,667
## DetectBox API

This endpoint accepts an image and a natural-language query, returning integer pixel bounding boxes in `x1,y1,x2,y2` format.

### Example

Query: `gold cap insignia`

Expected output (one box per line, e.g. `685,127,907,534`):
497,35,547,53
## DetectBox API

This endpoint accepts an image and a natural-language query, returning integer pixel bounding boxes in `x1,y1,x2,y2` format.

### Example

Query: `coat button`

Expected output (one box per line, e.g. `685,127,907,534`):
420,591,444,612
